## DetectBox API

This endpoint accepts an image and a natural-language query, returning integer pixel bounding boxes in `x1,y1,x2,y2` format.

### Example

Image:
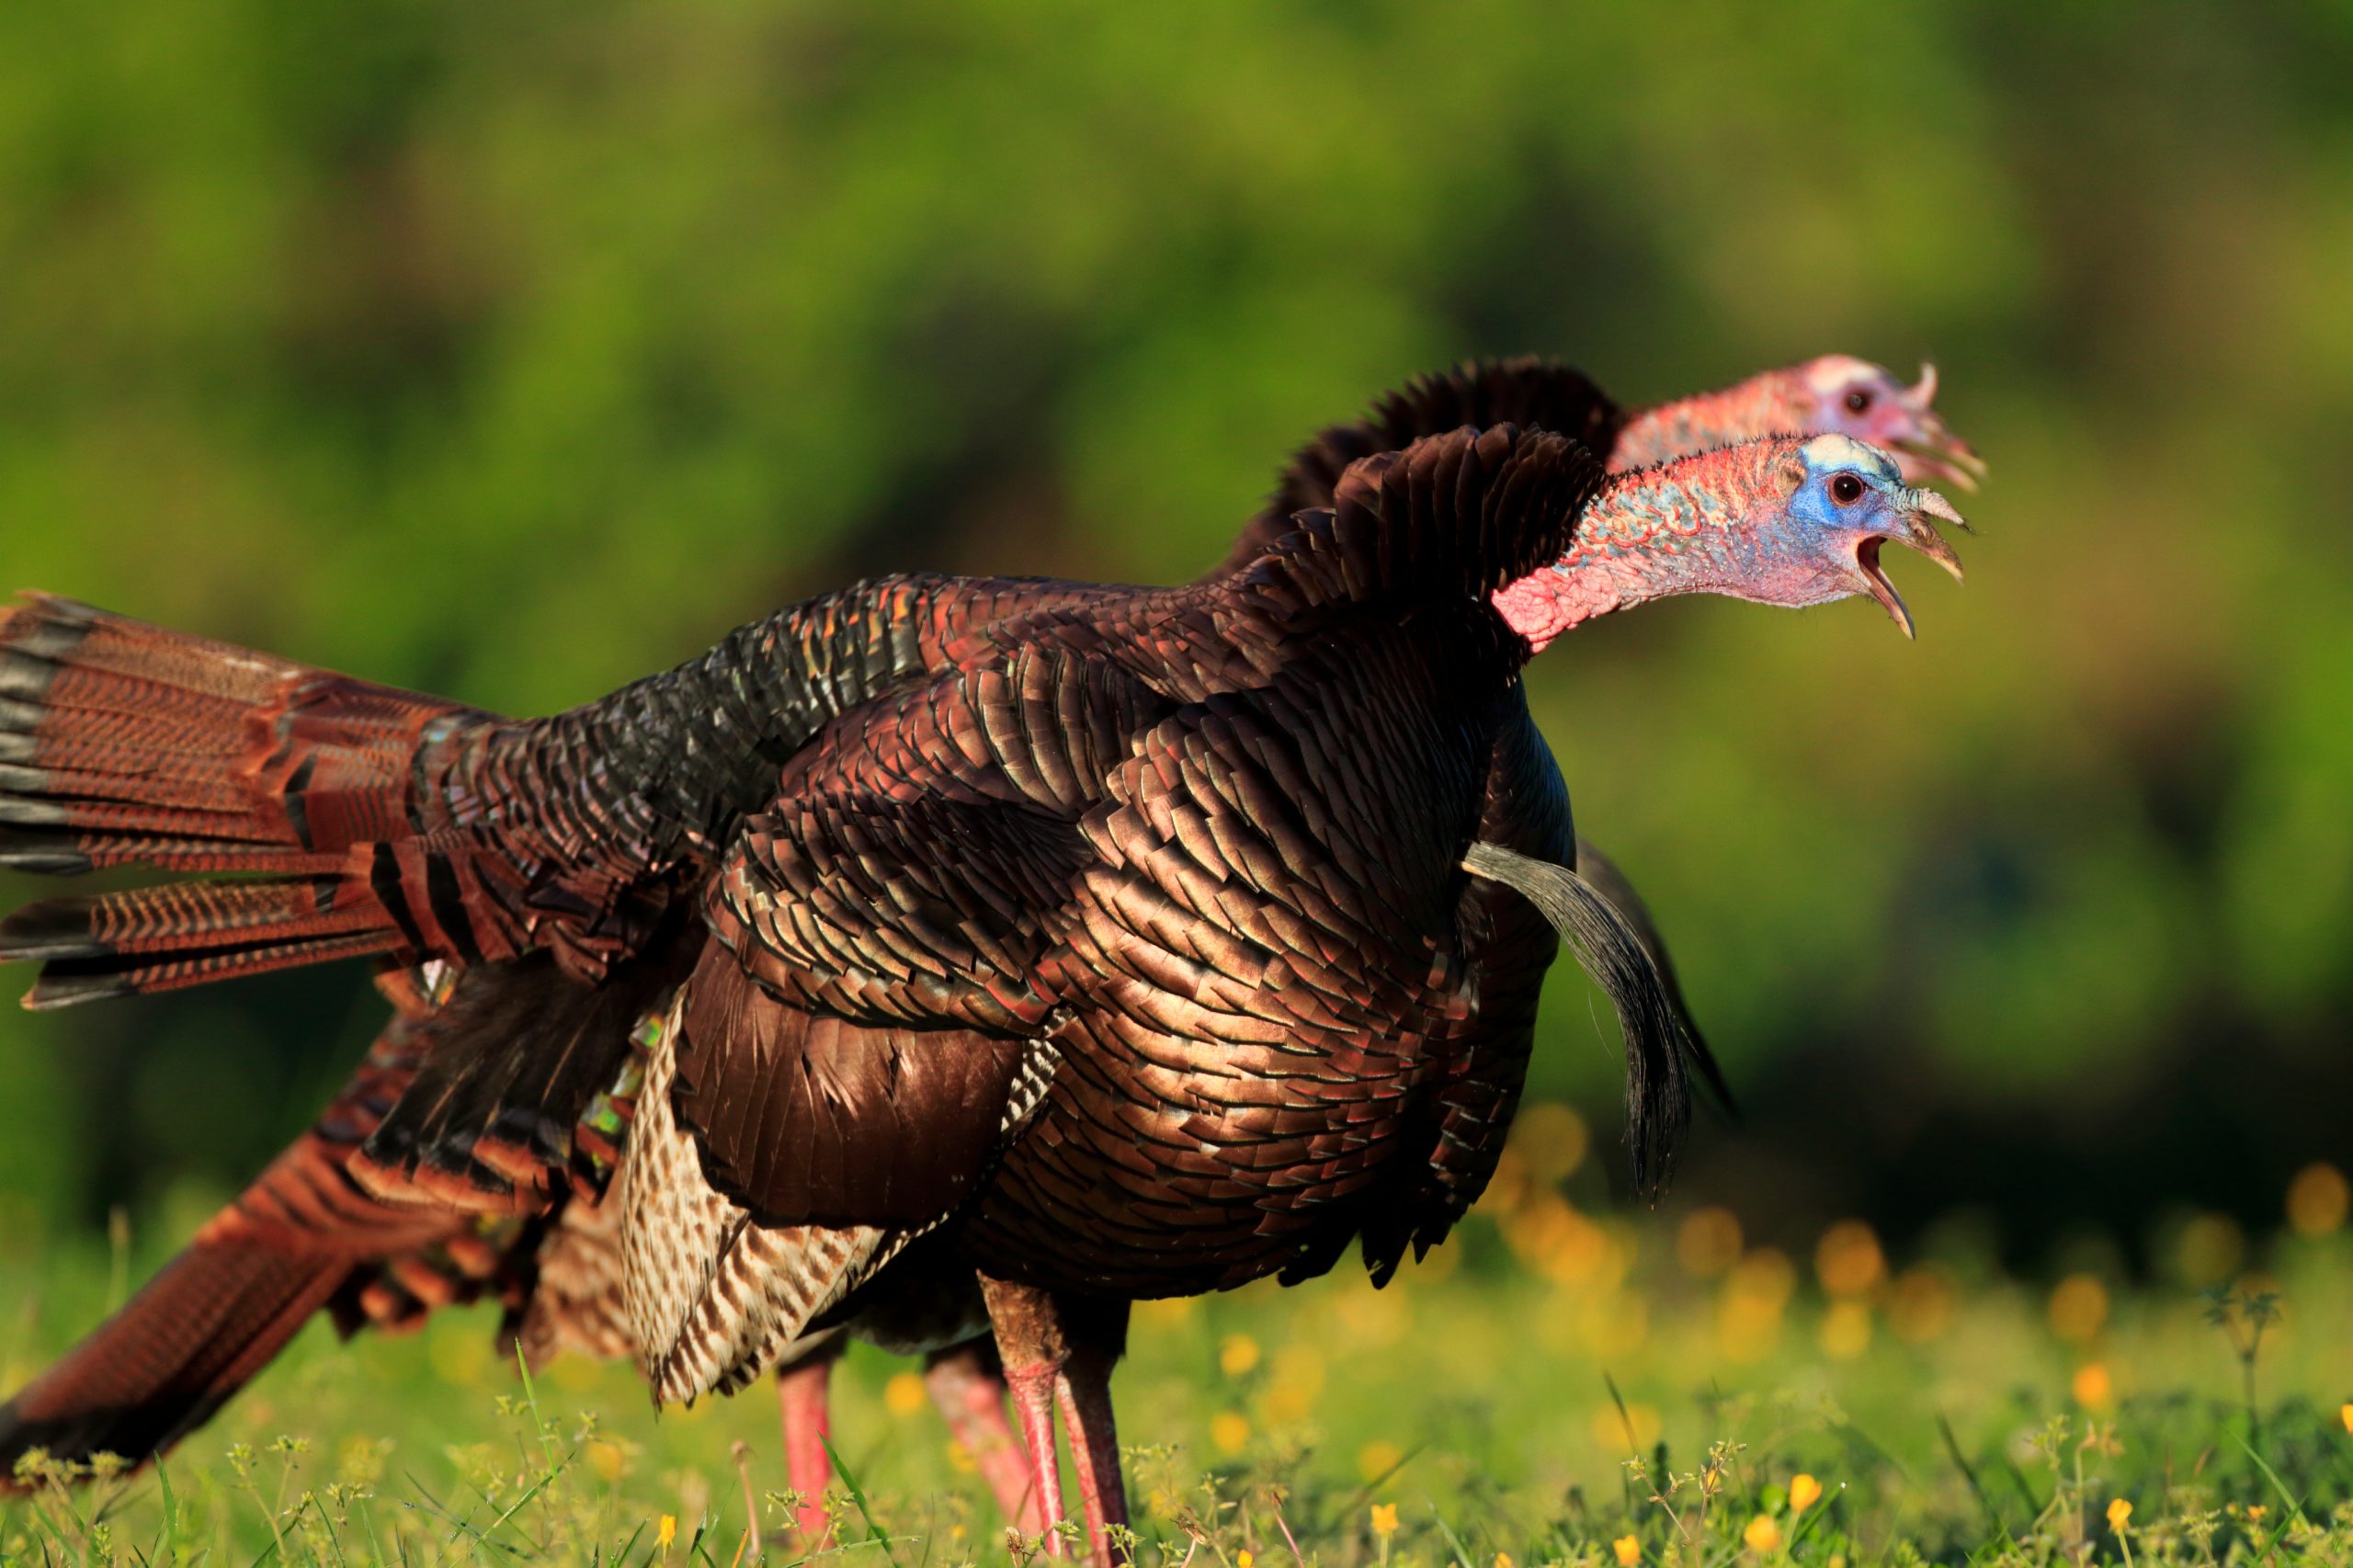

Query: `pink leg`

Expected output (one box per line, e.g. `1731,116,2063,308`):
982,1275,1131,1562
1055,1349,1130,1566
1003,1358,1067,1551
775,1349,838,1543
926,1344,1045,1533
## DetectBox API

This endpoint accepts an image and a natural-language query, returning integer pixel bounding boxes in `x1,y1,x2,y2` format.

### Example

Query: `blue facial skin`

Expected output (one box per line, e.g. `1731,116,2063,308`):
1783,435,1965,635
1788,435,1909,540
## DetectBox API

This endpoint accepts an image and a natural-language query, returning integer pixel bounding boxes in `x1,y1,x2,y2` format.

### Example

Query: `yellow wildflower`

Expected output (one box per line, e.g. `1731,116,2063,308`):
2342,1403,2353,1435
2246,1505,2268,1523
1219,1334,1262,1377
1370,1503,1400,1538
1817,1300,1871,1360
1238,1552,1255,1568
2049,1275,2109,1342
1814,1220,1884,1298
2073,1362,2115,1409
657,1514,677,1551
1590,1402,1662,1452
1789,1473,1822,1513
1613,1536,1641,1566
2107,1498,2131,1532
883,1370,927,1417
1677,1208,1742,1278
1495,1555,1514,1568
1210,1412,1251,1454
1743,1515,1780,1552
2288,1163,2350,1235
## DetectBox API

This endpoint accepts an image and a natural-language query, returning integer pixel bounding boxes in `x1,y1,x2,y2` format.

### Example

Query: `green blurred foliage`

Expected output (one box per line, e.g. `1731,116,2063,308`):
0,1,2348,1257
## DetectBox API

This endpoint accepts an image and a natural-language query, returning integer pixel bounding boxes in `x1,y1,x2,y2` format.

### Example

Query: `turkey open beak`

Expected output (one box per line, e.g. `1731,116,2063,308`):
1890,363,1988,493
1853,487,1967,640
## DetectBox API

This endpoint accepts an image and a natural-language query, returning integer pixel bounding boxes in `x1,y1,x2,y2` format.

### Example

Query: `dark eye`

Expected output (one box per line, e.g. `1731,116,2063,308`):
1829,472,1865,506
1844,388,1873,415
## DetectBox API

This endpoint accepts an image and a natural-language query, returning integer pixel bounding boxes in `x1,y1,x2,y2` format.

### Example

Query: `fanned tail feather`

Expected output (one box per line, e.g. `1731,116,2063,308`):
0,594,500,1006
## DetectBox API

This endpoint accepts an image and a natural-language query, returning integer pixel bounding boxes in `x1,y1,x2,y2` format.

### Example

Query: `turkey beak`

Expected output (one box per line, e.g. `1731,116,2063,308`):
1891,363,1988,493
1852,488,1966,640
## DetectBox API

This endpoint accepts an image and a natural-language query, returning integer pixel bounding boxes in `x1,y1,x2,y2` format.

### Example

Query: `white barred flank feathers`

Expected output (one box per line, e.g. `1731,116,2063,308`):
615,992,903,1405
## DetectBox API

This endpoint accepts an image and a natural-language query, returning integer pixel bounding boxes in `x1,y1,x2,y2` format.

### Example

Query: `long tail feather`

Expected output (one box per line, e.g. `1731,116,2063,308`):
0,1245,351,1480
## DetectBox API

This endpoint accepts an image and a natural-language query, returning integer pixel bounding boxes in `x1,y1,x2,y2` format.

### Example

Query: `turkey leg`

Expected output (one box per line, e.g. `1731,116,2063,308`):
926,1342,1047,1533
1054,1335,1131,1564
775,1345,841,1542
981,1275,1132,1562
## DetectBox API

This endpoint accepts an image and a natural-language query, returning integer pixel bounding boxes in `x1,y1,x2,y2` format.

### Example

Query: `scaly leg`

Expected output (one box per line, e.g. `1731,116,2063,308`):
775,1346,840,1543
926,1341,1045,1533
1055,1342,1131,1565
981,1275,1131,1562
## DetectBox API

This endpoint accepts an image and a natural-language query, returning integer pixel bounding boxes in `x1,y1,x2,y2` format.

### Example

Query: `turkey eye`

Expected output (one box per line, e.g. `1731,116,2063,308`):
1844,388,1873,414
1830,473,1865,506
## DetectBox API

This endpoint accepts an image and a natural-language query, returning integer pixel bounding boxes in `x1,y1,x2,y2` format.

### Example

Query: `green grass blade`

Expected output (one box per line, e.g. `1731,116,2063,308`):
819,1434,904,1568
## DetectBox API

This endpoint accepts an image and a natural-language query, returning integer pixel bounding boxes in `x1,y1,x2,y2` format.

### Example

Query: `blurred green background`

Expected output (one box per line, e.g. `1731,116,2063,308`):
0,0,2347,1278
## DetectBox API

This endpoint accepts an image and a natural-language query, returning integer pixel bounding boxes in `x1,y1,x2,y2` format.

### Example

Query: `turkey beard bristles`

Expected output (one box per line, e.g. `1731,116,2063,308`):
1461,841,1726,1199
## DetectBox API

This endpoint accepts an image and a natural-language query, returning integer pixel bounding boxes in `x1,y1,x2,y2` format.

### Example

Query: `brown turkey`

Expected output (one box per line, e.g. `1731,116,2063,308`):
0,384,1968,1559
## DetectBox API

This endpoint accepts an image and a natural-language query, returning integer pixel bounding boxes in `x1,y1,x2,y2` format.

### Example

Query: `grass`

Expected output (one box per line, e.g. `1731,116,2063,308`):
6,1146,2353,1564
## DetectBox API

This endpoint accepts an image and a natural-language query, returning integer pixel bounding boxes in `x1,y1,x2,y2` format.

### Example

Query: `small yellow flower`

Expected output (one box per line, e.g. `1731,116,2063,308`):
1210,1412,1251,1454
2246,1505,2268,1524
2048,1274,2109,1342
657,1514,678,1551
2106,1498,2131,1533
883,1370,927,1417
1613,1536,1641,1567
1743,1515,1781,1553
1789,1473,1822,1513
2288,1163,2350,1235
1370,1503,1400,1538
1495,1555,1514,1568
1238,1552,1256,1568
2073,1362,2115,1410
2341,1403,2353,1435
1219,1334,1262,1377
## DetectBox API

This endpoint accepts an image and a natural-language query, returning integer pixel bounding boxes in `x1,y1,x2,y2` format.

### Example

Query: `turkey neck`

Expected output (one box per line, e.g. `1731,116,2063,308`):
1607,369,1800,472
1489,440,1791,654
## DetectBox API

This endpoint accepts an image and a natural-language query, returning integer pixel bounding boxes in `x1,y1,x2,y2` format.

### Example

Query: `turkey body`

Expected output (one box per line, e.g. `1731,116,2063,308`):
936,619,1568,1296
641,483,1603,1377
1,406,1701,1562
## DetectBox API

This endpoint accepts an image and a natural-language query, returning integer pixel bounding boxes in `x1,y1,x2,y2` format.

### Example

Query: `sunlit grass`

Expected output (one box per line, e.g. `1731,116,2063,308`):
7,1139,2353,1562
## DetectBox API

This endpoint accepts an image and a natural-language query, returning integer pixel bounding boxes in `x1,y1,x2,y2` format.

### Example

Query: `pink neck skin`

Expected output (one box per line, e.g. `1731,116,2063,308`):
1608,369,1807,472
1492,439,1812,653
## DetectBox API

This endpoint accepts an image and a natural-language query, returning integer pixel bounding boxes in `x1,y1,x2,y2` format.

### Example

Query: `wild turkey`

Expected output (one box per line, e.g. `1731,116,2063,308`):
0,349,1978,1507
0,385,1968,1559
642,347,1980,1527
731,348,1982,1524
